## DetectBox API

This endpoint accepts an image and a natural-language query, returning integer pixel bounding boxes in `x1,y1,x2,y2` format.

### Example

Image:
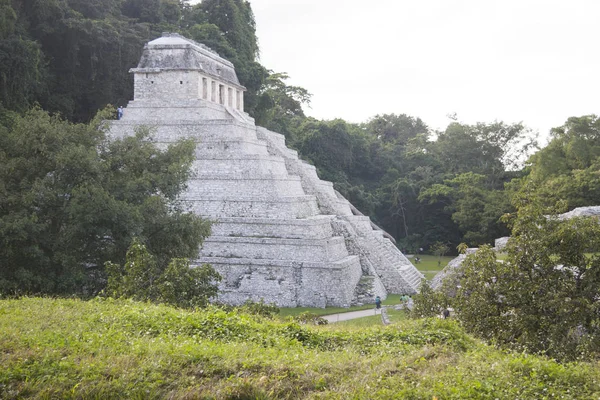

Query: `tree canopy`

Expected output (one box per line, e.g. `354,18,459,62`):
0,107,210,296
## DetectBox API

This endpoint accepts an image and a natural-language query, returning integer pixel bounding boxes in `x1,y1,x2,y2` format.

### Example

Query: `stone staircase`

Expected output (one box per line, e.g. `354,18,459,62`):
259,126,423,296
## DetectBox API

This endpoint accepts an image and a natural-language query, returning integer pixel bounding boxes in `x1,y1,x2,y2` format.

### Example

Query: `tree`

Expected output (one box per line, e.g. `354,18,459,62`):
518,115,600,209
253,72,311,133
419,172,512,246
0,107,210,296
364,113,428,145
0,0,46,112
430,241,450,267
411,279,449,318
106,239,221,308
451,198,600,361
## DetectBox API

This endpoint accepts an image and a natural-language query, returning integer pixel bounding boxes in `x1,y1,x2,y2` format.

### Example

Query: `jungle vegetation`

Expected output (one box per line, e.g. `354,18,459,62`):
1,0,600,366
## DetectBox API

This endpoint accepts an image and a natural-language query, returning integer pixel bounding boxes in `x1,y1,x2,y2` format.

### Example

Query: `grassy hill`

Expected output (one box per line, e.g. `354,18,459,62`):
2,298,599,399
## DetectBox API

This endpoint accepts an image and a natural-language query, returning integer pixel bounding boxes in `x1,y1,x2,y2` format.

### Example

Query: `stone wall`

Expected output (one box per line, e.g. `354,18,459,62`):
258,126,423,295
208,256,362,308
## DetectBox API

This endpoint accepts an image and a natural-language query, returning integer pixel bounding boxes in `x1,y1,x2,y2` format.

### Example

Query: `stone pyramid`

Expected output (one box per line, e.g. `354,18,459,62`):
109,33,423,307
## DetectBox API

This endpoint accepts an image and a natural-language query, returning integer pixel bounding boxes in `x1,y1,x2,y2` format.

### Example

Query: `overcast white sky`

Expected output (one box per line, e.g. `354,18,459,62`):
195,1,600,142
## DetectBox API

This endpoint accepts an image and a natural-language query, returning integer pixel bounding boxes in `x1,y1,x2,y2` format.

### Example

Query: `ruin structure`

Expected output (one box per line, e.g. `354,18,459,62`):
109,33,423,307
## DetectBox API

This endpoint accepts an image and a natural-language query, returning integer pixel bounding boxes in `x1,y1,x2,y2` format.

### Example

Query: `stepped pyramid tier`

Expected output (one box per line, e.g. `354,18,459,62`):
109,33,423,307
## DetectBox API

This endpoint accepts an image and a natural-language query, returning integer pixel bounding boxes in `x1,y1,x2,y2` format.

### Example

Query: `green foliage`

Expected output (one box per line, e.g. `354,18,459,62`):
253,72,311,133
0,35,45,111
237,299,280,318
3,297,600,398
452,198,600,361
218,299,281,319
0,108,209,296
430,241,450,267
8,0,154,121
364,113,428,144
420,172,512,246
158,258,221,309
106,239,221,308
105,238,160,301
518,115,600,209
411,279,449,318
289,116,531,251
291,312,328,326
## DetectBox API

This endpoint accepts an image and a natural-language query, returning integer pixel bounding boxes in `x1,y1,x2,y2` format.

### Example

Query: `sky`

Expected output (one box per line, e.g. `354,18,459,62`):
196,1,600,142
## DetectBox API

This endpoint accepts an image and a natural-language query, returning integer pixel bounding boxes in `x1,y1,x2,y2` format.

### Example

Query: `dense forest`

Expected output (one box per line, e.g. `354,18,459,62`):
1,0,599,257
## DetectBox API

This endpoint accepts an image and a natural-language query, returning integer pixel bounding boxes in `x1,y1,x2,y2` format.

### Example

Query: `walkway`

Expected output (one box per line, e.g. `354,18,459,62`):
322,308,382,323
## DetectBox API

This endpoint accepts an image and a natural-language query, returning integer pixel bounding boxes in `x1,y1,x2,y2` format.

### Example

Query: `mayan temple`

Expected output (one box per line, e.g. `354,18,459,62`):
109,33,423,307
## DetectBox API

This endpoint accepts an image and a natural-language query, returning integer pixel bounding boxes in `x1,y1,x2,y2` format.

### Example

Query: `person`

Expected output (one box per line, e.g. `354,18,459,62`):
117,106,123,120
375,296,381,309
442,309,450,319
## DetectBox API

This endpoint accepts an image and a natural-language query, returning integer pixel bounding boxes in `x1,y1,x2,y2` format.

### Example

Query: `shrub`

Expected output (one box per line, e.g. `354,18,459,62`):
292,312,328,326
105,239,221,308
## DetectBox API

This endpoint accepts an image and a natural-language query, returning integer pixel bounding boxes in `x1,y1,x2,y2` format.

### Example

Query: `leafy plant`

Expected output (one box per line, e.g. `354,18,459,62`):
411,279,449,318
451,197,600,361
105,239,221,308
291,311,328,326
430,241,450,266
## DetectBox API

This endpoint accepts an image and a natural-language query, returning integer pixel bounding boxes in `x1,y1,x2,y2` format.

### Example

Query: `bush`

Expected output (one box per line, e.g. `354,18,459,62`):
291,311,328,326
451,202,600,361
411,279,449,319
105,239,221,308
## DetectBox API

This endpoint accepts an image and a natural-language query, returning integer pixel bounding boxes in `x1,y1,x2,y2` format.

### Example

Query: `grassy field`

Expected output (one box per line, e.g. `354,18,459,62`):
2,297,600,399
408,254,454,281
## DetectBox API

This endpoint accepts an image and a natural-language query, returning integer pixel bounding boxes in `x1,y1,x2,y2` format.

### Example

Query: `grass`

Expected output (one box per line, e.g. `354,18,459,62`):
333,308,409,328
2,297,600,399
411,254,454,272
279,294,405,318
409,254,454,282
334,314,382,327
280,304,372,317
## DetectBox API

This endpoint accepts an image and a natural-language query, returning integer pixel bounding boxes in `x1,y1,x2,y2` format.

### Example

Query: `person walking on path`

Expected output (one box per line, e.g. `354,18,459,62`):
375,296,382,310
117,106,123,120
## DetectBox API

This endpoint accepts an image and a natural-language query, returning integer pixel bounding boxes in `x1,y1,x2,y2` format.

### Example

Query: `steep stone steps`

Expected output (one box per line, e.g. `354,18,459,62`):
200,236,350,263
180,195,320,219
209,216,335,240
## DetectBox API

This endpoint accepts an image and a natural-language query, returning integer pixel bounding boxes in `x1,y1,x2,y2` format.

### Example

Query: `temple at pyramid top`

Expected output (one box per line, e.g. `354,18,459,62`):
129,32,245,111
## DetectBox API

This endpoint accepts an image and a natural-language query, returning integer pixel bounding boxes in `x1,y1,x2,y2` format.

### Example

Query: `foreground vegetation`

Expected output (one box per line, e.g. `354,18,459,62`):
2,297,600,399
415,199,600,362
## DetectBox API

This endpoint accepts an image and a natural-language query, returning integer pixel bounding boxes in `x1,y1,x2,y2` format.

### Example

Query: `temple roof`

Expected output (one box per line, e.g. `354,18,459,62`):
132,33,243,88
